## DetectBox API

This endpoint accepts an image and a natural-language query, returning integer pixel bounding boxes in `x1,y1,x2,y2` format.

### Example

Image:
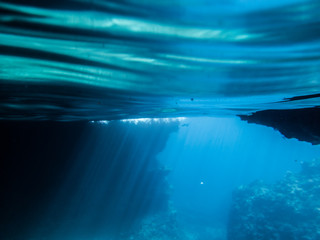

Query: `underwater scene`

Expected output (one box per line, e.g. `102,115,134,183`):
1,0,320,239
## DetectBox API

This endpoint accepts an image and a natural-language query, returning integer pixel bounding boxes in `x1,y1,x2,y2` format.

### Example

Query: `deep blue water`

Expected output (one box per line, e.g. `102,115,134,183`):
158,117,320,237
1,0,320,239
2,119,320,240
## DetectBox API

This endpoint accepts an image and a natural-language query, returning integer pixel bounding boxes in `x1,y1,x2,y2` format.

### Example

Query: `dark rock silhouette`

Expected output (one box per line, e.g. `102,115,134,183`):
239,107,320,145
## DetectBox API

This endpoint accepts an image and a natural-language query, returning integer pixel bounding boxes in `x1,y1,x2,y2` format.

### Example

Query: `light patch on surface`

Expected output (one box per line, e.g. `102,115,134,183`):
121,117,186,124
90,120,109,124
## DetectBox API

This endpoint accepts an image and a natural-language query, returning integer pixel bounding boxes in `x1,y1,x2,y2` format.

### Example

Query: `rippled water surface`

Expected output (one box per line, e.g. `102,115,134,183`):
1,0,320,120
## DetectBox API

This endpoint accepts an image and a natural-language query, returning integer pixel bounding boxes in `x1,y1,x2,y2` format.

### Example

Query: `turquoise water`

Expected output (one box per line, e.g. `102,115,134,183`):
1,0,320,120
2,119,320,240
1,1,320,240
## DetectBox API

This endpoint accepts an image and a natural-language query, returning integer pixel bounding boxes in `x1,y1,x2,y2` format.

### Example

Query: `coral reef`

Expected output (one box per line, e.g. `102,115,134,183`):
126,211,189,240
228,159,320,240
125,207,226,240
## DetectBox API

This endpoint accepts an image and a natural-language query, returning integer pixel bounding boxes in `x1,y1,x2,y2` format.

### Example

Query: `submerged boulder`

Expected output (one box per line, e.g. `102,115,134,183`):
228,159,320,240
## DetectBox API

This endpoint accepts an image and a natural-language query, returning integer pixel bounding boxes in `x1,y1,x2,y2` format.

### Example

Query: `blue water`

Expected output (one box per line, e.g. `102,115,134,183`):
159,117,320,236
2,118,320,240
1,0,320,239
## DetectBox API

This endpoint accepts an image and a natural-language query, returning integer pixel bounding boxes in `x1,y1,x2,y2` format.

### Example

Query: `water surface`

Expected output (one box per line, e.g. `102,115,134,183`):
1,0,320,120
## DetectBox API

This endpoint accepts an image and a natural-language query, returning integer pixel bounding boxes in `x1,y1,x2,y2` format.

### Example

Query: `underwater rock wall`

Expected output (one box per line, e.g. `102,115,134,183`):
228,159,320,240
0,121,178,239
